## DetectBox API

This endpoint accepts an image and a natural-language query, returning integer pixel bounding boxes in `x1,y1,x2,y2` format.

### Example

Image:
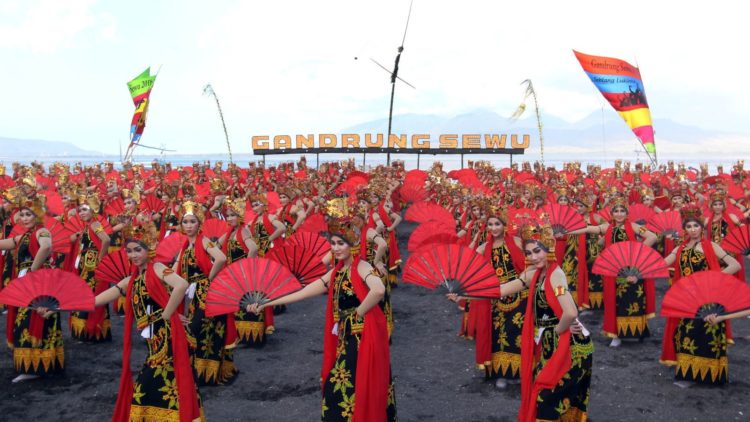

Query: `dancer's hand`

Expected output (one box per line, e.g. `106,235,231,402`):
246,303,265,315
704,313,724,326
568,320,584,335
626,275,638,284
35,307,54,318
446,293,459,303
178,314,191,326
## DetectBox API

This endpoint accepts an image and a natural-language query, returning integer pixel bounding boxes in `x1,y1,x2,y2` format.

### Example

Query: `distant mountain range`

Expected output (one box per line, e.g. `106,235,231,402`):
1,110,747,162
341,109,750,160
0,137,105,159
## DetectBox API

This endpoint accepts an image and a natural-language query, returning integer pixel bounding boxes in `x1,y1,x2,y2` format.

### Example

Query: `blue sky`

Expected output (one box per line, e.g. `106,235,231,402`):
1,0,748,155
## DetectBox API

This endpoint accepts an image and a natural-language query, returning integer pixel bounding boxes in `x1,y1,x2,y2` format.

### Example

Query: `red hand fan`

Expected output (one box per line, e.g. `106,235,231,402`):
43,191,64,216
647,210,682,238
95,249,132,285
296,213,327,234
204,257,303,317
597,208,611,223
407,221,455,252
266,244,328,285
104,198,125,217
722,225,750,256
64,214,87,234
628,204,656,226
542,203,586,235
404,201,454,225
0,268,95,311
286,231,331,261
653,196,671,211
399,184,427,203
402,244,499,298
592,240,669,279
44,216,73,254
660,271,750,318
155,232,188,265
266,192,281,214
141,194,166,214
202,219,230,241
411,233,460,253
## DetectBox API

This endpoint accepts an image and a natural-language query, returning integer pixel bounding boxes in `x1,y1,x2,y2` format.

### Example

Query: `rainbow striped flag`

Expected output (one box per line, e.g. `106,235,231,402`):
573,50,656,161
127,67,157,144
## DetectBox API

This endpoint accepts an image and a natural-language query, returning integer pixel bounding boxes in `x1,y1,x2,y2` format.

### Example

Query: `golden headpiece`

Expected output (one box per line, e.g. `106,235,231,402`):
519,218,556,257
122,188,141,203
122,216,160,253
325,198,361,246
78,194,101,213
609,196,628,210
485,204,508,224
640,187,655,199
249,193,268,206
0,164,5,176
210,177,226,193
224,199,247,222
680,205,703,223
19,195,46,217
179,200,205,222
709,190,726,203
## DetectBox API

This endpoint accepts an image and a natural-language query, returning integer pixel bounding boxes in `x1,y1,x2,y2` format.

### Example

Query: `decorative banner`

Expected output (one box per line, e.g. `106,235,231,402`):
573,50,656,161
127,67,157,144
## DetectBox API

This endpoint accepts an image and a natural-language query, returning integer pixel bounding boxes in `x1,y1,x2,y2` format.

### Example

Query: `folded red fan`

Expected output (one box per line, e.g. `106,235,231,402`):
407,221,456,252
592,240,669,279
204,258,303,317
542,203,586,235
0,268,95,311
202,219,230,242
647,211,682,238
155,232,188,265
404,201,453,225
660,271,750,318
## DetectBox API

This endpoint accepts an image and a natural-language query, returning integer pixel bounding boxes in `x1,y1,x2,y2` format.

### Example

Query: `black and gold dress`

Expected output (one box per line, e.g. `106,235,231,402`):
70,229,112,342
672,247,728,384
321,267,397,421
560,235,584,308
183,245,238,386
11,231,64,376
533,278,593,421
610,226,651,340
364,237,394,338
129,269,205,420
487,244,525,380
227,229,266,347
585,228,603,310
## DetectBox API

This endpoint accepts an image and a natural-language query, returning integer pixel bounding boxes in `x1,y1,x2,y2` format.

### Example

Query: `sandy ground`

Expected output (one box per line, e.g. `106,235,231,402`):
1,221,749,421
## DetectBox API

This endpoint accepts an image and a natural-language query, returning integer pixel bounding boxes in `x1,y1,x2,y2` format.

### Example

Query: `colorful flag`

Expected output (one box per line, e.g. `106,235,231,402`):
573,50,656,160
127,67,157,144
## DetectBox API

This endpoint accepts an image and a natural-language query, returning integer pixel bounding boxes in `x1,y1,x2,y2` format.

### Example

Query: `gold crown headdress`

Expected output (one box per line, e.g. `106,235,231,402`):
609,196,628,210
19,195,46,217
78,194,101,213
680,205,703,223
224,199,247,222
122,188,141,203
485,203,508,224
179,200,205,222
519,217,556,259
325,198,361,246
122,216,160,254
709,190,726,203
210,177,225,193
640,187,655,199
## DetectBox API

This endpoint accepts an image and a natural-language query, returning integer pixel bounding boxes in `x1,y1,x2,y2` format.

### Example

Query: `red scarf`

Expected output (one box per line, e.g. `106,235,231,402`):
518,263,572,422
602,221,655,335
112,264,201,422
252,213,281,249
222,227,249,258
359,210,376,260
321,258,390,422
377,203,401,270
660,238,724,363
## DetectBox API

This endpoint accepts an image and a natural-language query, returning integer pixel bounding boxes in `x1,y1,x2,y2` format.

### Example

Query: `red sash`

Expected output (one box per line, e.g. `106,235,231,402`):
378,203,401,269
518,264,571,422
321,258,390,422
112,264,201,422
9,228,45,344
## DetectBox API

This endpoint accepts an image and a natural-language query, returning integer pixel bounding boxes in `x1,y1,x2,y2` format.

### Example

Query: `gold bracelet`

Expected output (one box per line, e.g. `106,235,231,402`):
162,268,175,276
94,226,104,234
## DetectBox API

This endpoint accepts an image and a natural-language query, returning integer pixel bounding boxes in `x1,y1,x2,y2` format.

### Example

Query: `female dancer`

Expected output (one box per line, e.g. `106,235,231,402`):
474,208,525,388
176,201,237,386
568,198,657,347
0,197,63,383
660,207,740,387
94,224,204,421
248,199,396,421
218,199,264,347
66,195,112,342
495,221,592,422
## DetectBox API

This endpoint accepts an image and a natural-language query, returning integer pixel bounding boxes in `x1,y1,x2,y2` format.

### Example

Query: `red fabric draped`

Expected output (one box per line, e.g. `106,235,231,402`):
576,233,590,307
660,238,723,363
377,203,401,270
113,264,201,422
321,258,390,422
14,228,46,343
359,210,376,260
254,213,282,249
518,263,571,422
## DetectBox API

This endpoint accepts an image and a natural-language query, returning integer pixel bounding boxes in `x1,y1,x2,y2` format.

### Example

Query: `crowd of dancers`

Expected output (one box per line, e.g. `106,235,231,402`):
0,157,748,421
